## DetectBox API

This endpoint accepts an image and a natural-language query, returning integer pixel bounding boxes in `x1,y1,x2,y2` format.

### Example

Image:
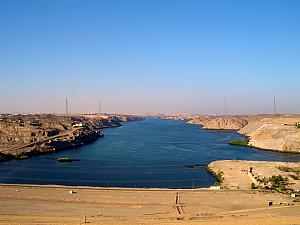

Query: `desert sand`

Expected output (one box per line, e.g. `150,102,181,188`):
0,183,299,225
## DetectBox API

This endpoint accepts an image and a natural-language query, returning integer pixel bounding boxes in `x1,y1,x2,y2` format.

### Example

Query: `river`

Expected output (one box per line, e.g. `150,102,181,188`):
0,118,299,188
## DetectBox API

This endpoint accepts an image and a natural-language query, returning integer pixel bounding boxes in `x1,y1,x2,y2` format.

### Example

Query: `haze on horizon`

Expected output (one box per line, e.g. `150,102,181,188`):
0,0,299,115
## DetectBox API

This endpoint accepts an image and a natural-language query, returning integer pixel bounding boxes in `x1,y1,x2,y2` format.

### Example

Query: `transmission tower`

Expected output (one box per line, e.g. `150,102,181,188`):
273,96,277,115
98,101,102,114
224,97,228,115
65,97,69,115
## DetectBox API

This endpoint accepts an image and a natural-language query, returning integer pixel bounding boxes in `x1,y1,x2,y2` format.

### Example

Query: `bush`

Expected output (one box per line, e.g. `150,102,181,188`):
15,155,29,160
278,166,300,173
251,182,258,189
57,157,79,162
229,137,249,146
269,175,288,191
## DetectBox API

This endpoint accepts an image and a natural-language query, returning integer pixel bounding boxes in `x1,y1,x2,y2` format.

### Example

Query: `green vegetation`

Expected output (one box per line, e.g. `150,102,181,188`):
256,174,291,193
289,174,299,180
295,123,300,128
212,171,224,186
251,182,258,189
215,171,224,184
257,176,268,184
278,166,300,173
268,175,288,192
57,157,79,162
15,155,29,160
228,137,249,146
278,166,300,180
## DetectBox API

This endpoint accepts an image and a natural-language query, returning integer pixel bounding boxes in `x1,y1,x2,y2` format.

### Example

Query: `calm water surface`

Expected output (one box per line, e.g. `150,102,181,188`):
0,118,299,188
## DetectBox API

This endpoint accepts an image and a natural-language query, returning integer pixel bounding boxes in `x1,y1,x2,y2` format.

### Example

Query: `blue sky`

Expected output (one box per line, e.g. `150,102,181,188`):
0,0,299,114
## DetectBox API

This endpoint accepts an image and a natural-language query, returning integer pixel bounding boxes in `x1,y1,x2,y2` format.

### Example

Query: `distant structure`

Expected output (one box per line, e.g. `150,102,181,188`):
97,101,102,114
224,97,228,115
273,96,277,115
65,97,69,115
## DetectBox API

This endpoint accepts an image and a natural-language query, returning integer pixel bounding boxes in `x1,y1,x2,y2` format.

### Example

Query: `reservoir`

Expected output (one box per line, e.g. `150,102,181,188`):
0,118,299,188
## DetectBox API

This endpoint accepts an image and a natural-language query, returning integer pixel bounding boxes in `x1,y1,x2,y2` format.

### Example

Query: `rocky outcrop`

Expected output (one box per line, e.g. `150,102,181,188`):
0,120,71,149
188,116,248,130
187,117,209,125
202,117,248,130
44,130,103,151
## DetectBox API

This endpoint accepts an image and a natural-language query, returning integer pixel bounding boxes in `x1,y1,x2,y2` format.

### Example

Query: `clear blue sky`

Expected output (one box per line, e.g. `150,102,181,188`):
0,0,299,114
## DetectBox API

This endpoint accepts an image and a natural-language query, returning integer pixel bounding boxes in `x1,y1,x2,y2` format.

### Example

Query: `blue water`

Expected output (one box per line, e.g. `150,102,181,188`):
0,118,299,188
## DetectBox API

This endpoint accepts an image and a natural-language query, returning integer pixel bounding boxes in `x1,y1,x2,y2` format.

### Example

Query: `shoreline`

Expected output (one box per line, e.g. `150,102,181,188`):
185,115,300,154
0,115,144,162
188,119,300,154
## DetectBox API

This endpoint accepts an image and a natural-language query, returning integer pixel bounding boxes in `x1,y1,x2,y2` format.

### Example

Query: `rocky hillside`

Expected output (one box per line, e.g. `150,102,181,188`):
0,114,72,150
188,116,248,130
188,114,300,153
0,114,144,159
239,116,300,153
202,117,248,130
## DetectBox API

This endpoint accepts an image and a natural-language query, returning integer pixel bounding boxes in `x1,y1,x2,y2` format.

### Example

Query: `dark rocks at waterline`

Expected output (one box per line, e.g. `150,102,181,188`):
0,130,104,162
46,130,104,151
184,163,207,168
0,152,13,162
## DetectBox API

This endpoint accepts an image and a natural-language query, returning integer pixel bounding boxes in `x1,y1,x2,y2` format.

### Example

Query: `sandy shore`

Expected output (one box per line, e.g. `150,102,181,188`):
0,183,299,225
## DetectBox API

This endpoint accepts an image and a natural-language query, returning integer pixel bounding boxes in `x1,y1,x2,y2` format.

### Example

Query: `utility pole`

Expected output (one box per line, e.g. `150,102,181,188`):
273,96,277,115
65,97,69,115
